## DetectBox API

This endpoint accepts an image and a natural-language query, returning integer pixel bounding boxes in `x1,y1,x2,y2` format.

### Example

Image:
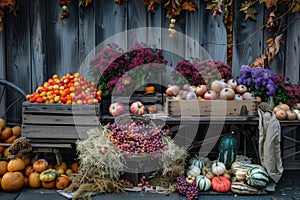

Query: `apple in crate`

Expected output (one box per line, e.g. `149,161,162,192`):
109,102,125,117
130,101,145,115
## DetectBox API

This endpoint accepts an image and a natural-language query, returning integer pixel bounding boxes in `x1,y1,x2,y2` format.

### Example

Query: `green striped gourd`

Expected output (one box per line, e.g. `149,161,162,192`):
231,182,259,194
196,175,211,191
218,135,237,169
191,157,205,170
246,167,269,187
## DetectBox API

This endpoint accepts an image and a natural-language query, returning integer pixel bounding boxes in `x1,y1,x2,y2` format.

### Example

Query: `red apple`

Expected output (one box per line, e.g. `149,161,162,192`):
195,85,208,97
204,90,218,100
130,101,145,115
109,102,125,117
227,79,238,90
220,88,235,100
236,85,248,95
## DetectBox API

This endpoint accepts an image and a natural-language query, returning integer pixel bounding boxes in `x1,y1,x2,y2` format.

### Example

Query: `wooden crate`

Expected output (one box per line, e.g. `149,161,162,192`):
22,102,99,143
164,97,258,117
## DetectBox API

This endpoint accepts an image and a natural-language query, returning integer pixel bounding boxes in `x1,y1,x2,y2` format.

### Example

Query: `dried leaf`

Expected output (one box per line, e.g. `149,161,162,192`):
239,1,251,11
265,37,274,47
206,0,223,17
265,10,276,30
251,56,266,68
244,7,258,20
291,2,300,13
260,0,277,9
182,1,197,12
264,34,283,66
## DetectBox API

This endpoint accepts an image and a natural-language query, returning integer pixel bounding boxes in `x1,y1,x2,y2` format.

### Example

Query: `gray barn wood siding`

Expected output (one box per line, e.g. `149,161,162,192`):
0,0,299,121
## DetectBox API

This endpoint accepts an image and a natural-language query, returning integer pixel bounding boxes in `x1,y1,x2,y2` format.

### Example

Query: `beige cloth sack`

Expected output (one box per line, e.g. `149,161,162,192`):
258,109,283,190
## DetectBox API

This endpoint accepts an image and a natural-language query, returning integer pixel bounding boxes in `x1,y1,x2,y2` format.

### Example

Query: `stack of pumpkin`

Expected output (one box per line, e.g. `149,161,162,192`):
182,135,269,196
0,156,78,192
0,118,22,155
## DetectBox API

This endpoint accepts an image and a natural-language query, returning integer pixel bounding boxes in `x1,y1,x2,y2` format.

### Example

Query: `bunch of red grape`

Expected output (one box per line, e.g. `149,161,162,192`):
108,120,168,154
174,176,199,200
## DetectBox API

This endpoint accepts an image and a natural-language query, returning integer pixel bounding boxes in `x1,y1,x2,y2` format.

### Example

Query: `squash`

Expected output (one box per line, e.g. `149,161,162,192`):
24,165,34,177
196,175,211,191
70,162,79,173
231,161,265,175
187,165,201,177
1,171,24,191
11,126,22,137
29,172,41,188
218,135,237,169
235,168,249,182
4,135,17,143
33,159,48,173
212,161,226,176
56,176,70,190
211,176,231,193
7,157,26,172
0,161,8,176
145,86,155,93
223,170,231,180
246,167,269,188
231,182,259,194
42,181,56,189
0,118,5,129
0,127,12,140
190,157,205,170
202,167,214,180
3,147,10,157
40,169,59,182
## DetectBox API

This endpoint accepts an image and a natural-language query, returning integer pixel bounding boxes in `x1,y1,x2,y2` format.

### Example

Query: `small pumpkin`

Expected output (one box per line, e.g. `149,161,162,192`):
29,172,41,188
20,154,31,166
42,181,56,189
7,157,26,172
11,126,22,137
145,86,155,93
191,157,205,169
40,169,59,182
211,176,231,193
235,168,249,182
212,161,226,176
56,176,70,190
3,147,10,157
0,161,8,176
4,135,17,143
1,171,25,191
201,166,214,180
0,127,12,140
70,162,79,173
33,159,48,173
196,175,211,191
24,165,34,177
187,165,201,177
0,118,5,129
246,167,269,188
223,170,232,180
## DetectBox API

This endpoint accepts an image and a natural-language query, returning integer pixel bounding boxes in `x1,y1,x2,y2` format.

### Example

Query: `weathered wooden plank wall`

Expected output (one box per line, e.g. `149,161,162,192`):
0,0,300,123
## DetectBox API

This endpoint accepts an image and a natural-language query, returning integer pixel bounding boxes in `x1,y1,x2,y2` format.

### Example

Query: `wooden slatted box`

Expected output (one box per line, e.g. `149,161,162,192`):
22,102,99,143
164,97,258,117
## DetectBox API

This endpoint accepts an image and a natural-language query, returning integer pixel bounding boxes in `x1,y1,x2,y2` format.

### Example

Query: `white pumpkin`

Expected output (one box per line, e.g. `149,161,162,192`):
196,175,211,191
211,161,226,176
187,165,201,177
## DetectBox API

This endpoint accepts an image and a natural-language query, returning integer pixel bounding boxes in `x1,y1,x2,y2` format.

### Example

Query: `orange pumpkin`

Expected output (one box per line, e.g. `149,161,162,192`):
4,135,17,143
1,171,24,191
7,157,26,172
3,147,10,157
145,86,155,93
42,181,56,189
0,161,8,176
24,177,29,187
33,159,48,173
0,118,5,130
24,165,34,177
0,127,12,140
56,176,70,190
11,126,22,138
0,145,5,154
29,172,41,188
70,162,79,173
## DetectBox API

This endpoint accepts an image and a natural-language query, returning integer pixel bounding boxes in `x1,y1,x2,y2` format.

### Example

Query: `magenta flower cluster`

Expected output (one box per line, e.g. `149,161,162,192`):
89,41,168,96
171,59,232,87
237,65,276,102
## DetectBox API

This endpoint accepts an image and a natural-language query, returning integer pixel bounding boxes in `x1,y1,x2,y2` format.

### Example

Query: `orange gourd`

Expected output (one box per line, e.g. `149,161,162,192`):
33,159,48,173
7,157,26,172
29,172,41,188
4,135,17,143
145,86,155,93
1,172,25,191
0,161,8,176
42,181,56,189
0,127,12,140
3,147,10,157
56,176,70,190
11,126,22,137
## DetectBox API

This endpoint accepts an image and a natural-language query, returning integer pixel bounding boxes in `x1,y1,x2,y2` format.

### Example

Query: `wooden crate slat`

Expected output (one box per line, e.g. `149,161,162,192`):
23,114,99,125
165,99,257,117
22,125,94,140
23,101,99,115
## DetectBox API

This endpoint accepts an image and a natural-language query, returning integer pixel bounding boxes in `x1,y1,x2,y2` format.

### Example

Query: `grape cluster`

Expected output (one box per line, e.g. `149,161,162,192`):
174,176,199,200
108,120,167,154
59,0,71,20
